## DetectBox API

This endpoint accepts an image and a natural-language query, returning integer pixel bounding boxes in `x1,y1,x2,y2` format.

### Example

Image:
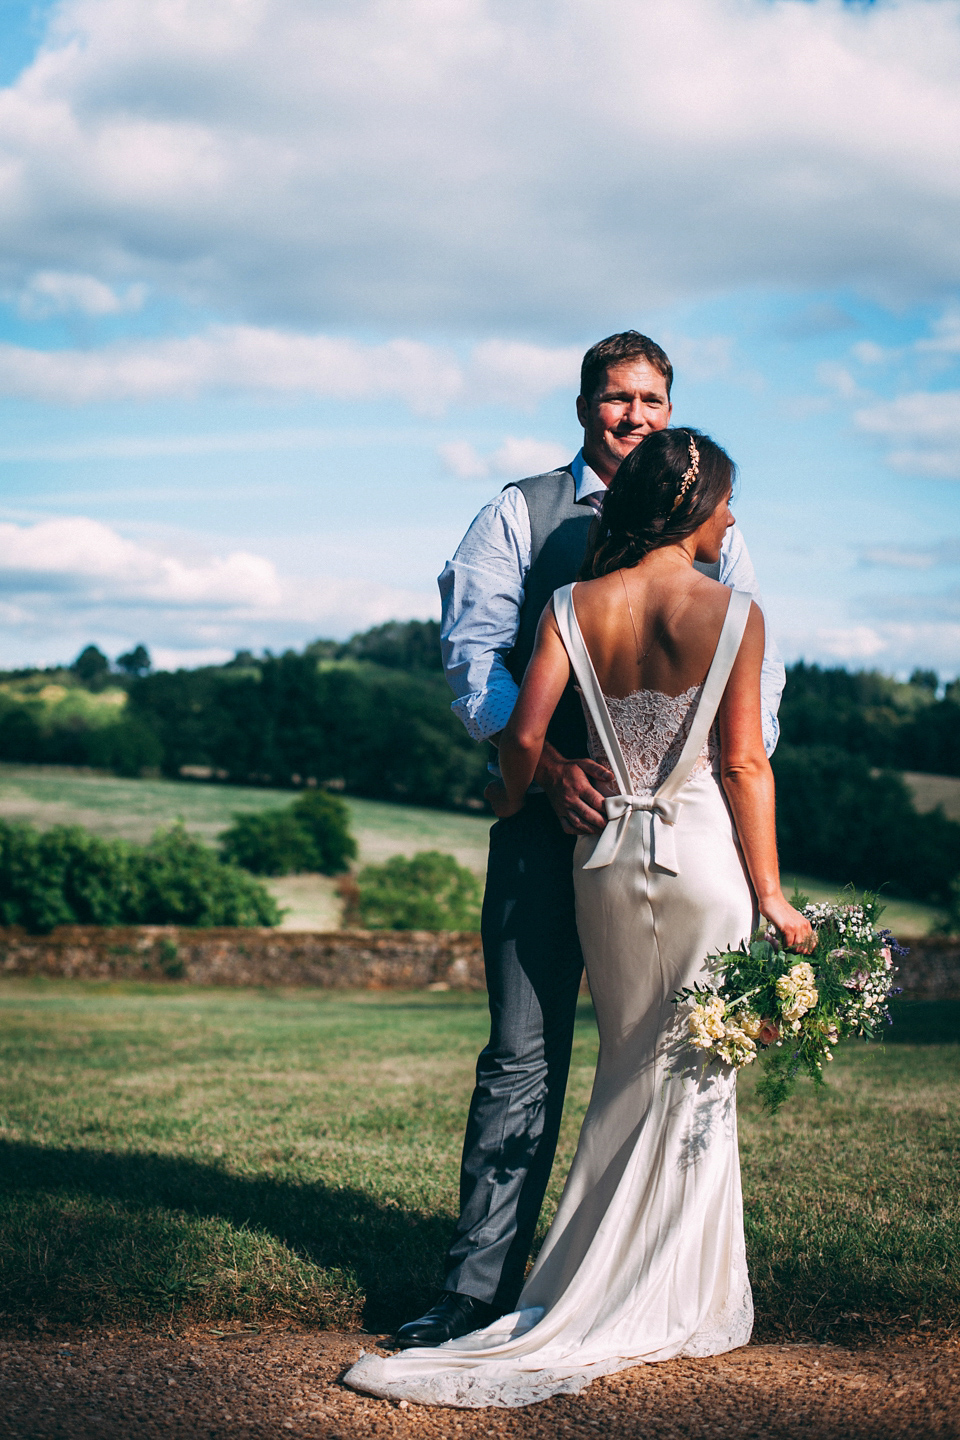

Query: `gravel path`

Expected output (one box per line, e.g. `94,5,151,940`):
1,1327,957,1439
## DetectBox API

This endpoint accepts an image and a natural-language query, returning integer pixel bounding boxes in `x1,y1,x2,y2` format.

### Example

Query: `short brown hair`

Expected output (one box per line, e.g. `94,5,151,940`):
582,428,735,578
579,331,673,403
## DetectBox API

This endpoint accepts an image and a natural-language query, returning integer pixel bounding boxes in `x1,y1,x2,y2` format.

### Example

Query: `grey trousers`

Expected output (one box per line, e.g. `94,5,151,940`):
443,795,584,1311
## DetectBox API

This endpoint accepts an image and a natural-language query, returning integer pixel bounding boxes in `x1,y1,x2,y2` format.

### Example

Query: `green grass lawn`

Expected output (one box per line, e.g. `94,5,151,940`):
0,979,957,1338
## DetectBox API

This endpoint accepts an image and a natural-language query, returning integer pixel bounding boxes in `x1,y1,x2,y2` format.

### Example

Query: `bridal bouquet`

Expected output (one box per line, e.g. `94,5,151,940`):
675,893,905,1113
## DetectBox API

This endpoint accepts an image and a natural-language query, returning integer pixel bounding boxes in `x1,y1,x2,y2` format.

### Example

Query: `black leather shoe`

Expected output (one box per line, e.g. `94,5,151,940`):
395,1291,499,1348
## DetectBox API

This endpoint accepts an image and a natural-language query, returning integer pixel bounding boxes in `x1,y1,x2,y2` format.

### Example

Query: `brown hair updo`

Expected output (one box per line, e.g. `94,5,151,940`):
581,428,735,579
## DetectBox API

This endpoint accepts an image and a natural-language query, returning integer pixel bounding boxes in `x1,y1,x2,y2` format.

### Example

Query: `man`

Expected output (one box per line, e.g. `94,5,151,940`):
397,331,785,1347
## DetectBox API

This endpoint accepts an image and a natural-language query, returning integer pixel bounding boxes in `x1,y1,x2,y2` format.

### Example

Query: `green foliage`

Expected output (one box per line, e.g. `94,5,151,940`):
780,660,960,776
129,652,488,807
71,644,110,687
116,644,151,677
0,680,161,775
349,850,482,930
131,825,281,927
332,618,443,672
0,819,279,933
220,790,356,876
220,810,322,876
772,743,960,904
291,790,357,872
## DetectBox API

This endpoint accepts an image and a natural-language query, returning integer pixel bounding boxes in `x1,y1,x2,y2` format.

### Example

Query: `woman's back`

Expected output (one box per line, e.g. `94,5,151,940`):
571,556,733,702
571,558,734,797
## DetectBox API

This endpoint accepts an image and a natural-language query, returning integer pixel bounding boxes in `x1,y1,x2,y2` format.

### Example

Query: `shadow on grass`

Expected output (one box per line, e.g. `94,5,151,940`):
0,1140,452,1331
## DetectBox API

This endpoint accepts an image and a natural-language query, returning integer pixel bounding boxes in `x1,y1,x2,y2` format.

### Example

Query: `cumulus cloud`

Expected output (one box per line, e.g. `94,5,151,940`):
0,515,438,665
0,516,281,607
0,0,958,330
854,389,960,478
439,435,571,480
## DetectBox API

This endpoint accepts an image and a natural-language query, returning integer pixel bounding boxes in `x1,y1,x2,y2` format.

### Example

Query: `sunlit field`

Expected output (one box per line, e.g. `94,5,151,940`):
0,979,957,1339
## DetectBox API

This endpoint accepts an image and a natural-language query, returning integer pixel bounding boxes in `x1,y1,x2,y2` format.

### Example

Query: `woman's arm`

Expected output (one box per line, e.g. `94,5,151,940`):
718,603,813,951
494,604,577,814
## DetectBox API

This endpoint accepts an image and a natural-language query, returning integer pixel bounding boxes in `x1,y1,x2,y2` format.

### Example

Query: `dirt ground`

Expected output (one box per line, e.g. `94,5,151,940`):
1,1326,958,1440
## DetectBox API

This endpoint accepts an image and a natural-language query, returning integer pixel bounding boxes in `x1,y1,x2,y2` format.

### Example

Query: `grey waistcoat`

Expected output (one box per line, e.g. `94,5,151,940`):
505,469,595,759
504,466,723,761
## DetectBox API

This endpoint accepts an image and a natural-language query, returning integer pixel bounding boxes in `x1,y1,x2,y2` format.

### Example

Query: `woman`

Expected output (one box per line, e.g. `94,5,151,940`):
345,428,812,1408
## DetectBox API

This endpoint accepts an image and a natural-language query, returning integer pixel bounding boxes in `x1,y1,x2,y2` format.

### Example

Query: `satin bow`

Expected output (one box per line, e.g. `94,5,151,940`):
581,792,683,873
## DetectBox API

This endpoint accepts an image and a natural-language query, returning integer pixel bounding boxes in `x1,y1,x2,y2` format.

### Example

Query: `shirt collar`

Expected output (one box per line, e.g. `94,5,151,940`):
571,449,607,503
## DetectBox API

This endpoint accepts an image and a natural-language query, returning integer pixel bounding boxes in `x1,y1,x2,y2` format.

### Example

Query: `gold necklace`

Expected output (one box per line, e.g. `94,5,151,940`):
618,568,699,668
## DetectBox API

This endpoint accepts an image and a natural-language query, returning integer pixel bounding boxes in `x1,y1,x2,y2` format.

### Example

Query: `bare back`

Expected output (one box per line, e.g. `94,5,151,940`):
571,553,733,701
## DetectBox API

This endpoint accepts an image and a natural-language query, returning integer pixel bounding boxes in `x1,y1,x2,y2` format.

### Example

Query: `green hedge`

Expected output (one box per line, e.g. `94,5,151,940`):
220,792,357,877
0,821,280,933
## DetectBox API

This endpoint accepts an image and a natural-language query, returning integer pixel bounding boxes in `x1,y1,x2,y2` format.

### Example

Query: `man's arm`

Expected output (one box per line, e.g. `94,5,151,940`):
439,488,610,831
438,486,530,743
717,526,786,756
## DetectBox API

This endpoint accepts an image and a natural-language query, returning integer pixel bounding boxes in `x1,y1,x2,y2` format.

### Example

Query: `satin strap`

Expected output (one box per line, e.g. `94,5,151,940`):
552,581,752,873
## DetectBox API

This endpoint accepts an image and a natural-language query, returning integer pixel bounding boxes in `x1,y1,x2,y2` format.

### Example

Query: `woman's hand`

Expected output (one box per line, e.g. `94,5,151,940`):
759,891,815,953
484,779,525,818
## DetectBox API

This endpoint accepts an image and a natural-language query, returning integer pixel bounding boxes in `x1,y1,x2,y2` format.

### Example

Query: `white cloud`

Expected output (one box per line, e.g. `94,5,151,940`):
0,516,281,607
0,0,958,329
439,436,570,481
0,514,439,666
779,619,960,675
0,327,582,409
16,271,146,318
854,390,960,478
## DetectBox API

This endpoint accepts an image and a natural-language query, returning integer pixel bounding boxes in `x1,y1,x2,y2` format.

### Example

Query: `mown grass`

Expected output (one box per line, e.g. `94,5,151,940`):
0,979,957,1338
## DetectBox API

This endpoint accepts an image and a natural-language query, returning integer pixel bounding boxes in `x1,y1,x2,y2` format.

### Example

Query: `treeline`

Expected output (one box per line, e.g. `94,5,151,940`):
0,622,487,807
779,663,960,776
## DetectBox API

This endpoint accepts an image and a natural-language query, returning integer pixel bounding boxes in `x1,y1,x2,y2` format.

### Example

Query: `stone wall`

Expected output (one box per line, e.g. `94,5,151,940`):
0,926,957,1000
0,926,485,991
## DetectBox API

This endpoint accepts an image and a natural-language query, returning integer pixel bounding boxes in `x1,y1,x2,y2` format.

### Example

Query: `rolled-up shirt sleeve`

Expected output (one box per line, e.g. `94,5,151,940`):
438,487,532,743
718,525,786,757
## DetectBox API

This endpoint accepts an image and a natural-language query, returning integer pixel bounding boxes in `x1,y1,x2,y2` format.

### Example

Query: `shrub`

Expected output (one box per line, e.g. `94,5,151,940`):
0,820,280,934
219,792,356,877
220,811,321,876
290,791,357,873
130,825,281,928
345,850,482,931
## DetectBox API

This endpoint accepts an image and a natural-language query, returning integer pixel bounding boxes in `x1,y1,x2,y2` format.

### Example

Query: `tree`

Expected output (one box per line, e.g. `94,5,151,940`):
116,644,152,677
71,645,110,687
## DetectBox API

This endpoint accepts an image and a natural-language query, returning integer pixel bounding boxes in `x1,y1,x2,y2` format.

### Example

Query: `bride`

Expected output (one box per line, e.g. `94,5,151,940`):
345,427,812,1409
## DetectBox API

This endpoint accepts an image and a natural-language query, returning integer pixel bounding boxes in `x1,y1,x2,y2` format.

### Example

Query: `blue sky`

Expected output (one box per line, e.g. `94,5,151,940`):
0,0,958,677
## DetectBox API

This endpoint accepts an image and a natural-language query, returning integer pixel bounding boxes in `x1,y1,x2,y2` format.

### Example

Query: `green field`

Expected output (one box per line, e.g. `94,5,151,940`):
0,979,956,1339
0,762,948,935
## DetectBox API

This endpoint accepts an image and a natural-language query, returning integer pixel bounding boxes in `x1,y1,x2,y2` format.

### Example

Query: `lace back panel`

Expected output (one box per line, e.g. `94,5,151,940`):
581,684,719,796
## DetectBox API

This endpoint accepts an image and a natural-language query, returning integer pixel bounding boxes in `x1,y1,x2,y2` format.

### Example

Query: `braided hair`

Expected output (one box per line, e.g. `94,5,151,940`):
581,428,735,579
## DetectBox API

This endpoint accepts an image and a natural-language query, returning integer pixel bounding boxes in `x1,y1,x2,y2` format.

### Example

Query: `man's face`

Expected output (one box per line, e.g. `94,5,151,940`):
576,358,673,482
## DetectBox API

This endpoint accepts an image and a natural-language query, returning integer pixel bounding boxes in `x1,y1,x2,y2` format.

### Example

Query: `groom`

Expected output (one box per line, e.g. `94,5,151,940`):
397,331,785,1347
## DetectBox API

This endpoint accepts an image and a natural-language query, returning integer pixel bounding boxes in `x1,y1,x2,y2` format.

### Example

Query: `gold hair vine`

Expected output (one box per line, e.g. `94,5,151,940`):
671,434,700,511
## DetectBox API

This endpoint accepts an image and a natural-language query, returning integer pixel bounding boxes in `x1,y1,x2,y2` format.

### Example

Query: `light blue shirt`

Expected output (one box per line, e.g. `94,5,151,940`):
438,449,786,756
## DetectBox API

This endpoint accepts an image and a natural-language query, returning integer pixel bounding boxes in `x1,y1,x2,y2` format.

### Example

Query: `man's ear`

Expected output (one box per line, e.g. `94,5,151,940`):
576,394,588,428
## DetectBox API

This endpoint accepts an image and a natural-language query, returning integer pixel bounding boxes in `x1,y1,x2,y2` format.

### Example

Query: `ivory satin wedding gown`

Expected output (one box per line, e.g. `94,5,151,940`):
345,583,756,1409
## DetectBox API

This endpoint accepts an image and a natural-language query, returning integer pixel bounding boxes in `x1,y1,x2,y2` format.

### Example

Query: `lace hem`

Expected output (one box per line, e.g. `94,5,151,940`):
342,1285,754,1410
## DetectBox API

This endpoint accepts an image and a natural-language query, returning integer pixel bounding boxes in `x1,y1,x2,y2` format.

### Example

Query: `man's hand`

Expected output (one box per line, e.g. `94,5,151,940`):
535,743,615,835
